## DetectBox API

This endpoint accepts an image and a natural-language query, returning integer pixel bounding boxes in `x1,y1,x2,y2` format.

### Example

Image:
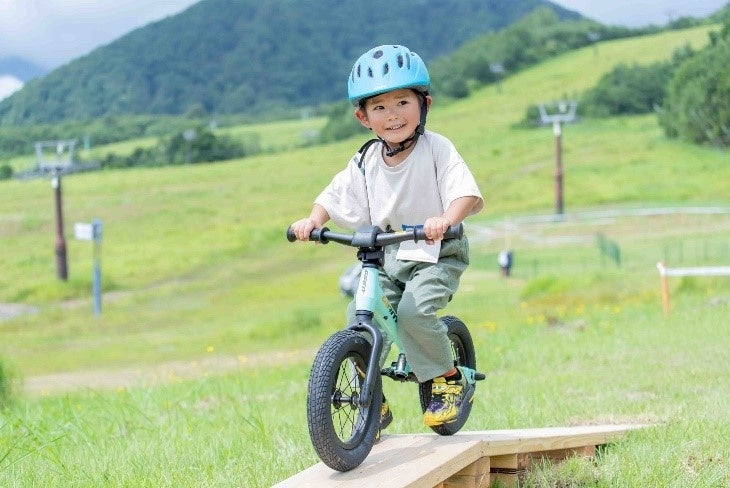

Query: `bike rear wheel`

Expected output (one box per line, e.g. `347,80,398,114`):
418,315,477,436
307,330,382,472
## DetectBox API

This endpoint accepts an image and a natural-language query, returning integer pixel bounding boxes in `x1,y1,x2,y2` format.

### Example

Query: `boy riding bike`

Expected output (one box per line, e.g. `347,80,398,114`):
289,44,484,429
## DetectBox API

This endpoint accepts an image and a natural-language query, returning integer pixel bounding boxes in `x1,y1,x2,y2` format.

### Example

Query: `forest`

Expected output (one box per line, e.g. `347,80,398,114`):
0,0,581,126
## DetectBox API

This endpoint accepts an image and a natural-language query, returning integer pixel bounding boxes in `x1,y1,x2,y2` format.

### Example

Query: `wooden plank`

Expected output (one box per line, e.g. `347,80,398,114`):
466,424,636,455
274,435,485,488
443,456,490,488
490,453,527,470
489,445,596,487
273,424,642,488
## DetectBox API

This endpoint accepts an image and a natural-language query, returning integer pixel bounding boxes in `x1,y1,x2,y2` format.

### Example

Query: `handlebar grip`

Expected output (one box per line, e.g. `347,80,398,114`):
286,226,330,243
286,226,296,242
446,223,464,240
413,223,464,242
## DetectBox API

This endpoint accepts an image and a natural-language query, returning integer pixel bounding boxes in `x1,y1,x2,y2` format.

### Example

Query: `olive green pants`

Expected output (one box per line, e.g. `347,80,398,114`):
347,236,470,382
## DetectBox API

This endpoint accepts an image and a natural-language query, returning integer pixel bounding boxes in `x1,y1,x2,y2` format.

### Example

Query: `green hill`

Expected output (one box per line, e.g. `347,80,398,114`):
0,0,580,125
0,25,726,375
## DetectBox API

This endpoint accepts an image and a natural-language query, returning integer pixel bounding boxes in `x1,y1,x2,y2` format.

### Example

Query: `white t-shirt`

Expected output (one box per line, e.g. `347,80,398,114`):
315,130,483,262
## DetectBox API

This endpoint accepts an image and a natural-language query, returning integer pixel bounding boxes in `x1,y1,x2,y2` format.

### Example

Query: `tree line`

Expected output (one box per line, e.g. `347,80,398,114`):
1,5,727,179
0,0,573,126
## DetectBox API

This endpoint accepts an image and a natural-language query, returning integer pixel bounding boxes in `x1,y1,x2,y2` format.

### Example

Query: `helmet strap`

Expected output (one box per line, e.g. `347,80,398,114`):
380,92,428,157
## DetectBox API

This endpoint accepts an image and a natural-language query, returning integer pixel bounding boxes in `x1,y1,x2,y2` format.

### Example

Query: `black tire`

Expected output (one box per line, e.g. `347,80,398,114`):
418,316,477,436
306,330,382,472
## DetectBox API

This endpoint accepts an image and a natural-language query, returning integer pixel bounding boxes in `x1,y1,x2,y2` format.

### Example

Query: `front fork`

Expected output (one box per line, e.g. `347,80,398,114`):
346,310,382,409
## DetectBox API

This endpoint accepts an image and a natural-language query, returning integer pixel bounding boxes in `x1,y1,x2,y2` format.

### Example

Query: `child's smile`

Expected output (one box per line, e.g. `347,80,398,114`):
358,88,427,146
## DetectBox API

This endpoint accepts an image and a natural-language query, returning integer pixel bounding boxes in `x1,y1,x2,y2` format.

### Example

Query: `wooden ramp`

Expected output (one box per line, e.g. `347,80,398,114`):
274,424,642,487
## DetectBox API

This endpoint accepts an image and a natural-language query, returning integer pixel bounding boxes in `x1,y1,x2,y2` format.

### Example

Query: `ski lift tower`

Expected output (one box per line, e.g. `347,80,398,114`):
538,101,577,217
489,62,505,93
35,139,77,281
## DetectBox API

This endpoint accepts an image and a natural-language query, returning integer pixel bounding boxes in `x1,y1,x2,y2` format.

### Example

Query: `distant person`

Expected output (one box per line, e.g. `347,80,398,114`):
290,45,484,430
498,249,513,277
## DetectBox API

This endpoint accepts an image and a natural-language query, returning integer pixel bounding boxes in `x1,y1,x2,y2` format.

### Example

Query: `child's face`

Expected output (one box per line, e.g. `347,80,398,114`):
356,89,430,146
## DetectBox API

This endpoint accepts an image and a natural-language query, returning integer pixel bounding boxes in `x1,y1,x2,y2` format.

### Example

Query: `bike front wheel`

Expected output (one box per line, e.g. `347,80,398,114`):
307,330,382,472
418,315,477,436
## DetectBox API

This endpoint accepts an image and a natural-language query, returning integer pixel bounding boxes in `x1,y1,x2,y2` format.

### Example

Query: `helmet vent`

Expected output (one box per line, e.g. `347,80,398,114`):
347,45,430,105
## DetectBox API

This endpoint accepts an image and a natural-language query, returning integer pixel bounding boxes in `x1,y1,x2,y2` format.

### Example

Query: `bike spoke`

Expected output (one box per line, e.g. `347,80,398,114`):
331,356,364,442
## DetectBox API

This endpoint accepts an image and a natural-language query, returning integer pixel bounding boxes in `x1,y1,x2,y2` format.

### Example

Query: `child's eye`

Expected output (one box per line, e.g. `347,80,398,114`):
372,105,384,111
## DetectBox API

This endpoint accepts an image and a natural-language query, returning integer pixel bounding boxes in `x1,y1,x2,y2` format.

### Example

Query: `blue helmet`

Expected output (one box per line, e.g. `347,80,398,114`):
347,45,430,106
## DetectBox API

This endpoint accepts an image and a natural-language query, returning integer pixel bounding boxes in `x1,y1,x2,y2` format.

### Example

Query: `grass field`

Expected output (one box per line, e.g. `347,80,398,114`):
0,25,728,486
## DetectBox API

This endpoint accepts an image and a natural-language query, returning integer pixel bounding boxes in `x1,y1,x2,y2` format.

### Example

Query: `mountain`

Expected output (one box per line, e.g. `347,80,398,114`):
0,57,47,102
0,0,580,126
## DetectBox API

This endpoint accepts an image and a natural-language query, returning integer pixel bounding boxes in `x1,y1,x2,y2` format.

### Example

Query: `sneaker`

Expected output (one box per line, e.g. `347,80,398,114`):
422,369,473,427
375,395,393,443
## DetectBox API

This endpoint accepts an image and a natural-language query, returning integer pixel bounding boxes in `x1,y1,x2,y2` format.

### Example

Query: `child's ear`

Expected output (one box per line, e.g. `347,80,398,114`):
425,95,433,112
354,108,372,130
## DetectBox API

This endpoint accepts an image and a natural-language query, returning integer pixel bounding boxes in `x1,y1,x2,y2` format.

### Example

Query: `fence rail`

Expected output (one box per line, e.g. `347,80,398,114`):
656,262,730,315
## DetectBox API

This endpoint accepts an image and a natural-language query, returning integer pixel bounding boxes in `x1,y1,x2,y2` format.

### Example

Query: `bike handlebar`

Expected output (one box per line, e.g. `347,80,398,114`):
286,223,463,248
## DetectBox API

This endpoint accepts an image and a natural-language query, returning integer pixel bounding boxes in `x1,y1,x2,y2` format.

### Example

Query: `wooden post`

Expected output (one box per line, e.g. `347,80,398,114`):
657,262,670,316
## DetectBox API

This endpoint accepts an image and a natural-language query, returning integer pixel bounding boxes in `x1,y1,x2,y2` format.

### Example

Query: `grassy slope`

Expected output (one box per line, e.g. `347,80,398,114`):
0,25,726,374
0,25,728,487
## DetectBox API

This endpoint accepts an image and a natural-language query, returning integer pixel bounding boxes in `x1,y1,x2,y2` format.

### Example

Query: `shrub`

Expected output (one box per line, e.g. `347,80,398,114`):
580,45,694,118
0,163,12,180
659,36,730,147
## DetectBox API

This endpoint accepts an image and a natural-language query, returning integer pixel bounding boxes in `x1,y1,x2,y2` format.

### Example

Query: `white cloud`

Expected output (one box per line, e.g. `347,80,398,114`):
0,75,23,100
0,0,201,69
551,0,728,27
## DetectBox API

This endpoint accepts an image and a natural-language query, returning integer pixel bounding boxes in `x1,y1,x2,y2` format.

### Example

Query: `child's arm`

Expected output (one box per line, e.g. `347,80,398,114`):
290,204,331,241
423,196,481,242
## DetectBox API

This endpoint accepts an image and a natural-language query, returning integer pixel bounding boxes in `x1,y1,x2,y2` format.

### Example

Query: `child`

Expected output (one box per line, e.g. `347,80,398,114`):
290,44,483,428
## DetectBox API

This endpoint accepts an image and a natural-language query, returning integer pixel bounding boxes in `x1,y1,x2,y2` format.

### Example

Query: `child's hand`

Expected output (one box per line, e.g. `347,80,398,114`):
423,216,452,243
290,218,318,241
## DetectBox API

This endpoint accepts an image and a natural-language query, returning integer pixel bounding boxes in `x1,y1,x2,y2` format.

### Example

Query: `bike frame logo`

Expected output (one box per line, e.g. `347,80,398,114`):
359,268,369,294
381,295,397,322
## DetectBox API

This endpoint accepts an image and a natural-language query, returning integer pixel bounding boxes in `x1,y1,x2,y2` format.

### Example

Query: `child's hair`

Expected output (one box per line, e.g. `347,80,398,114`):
347,45,430,107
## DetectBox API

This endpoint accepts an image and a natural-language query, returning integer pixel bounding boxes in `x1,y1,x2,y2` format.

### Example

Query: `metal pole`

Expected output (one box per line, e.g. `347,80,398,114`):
51,170,68,281
553,121,564,216
92,219,102,316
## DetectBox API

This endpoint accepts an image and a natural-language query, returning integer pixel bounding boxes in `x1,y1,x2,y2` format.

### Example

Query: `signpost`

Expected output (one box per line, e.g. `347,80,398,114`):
74,219,103,316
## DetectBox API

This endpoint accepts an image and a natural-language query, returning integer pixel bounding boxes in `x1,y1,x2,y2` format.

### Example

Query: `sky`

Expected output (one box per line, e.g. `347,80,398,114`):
0,0,727,100
551,0,727,27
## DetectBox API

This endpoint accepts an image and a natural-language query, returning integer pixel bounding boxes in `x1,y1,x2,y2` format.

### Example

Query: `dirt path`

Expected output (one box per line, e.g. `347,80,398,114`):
20,348,316,396
0,302,39,320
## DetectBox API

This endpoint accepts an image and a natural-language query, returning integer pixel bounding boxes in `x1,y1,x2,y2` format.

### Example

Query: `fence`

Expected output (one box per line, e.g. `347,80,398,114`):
656,262,730,315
